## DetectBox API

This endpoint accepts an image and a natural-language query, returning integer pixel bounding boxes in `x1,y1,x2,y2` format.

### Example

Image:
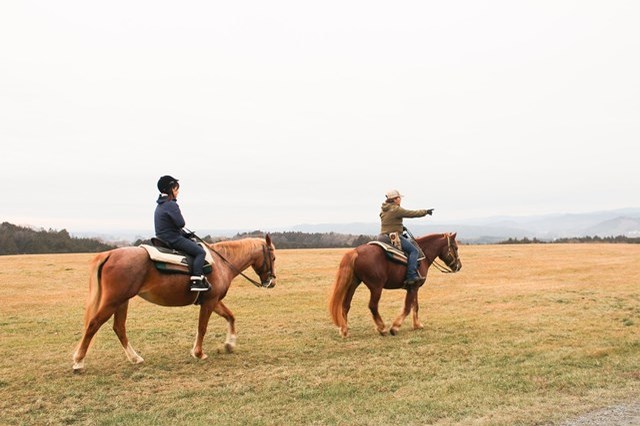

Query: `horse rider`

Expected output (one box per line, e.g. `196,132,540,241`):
379,189,433,286
154,175,210,292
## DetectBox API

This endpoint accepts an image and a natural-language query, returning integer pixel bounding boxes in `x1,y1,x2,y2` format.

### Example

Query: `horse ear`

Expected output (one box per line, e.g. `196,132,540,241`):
451,232,457,239
265,234,272,246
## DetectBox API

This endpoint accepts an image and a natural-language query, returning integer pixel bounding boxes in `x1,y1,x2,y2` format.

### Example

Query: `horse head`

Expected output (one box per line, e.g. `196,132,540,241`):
437,232,462,272
251,234,277,288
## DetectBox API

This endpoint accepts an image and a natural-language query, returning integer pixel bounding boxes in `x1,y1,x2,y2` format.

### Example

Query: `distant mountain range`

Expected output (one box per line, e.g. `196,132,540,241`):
77,207,640,245
281,208,640,244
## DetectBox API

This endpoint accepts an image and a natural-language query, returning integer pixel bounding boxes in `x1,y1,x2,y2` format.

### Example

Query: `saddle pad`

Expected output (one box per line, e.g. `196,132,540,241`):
367,241,426,264
140,243,214,274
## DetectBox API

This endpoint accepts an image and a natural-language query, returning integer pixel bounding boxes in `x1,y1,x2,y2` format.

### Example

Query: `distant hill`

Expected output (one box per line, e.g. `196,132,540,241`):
583,217,640,238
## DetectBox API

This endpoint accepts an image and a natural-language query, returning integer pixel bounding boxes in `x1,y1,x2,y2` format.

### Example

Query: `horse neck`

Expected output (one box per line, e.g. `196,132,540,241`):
213,238,261,271
417,233,447,264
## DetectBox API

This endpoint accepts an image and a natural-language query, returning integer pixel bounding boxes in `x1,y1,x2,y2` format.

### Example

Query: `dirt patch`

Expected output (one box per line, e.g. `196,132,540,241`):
559,401,640,426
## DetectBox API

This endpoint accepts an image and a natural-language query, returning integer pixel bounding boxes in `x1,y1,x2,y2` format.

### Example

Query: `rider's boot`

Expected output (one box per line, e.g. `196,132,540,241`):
404,273,425,287
404,260,426,287
189,275,211,292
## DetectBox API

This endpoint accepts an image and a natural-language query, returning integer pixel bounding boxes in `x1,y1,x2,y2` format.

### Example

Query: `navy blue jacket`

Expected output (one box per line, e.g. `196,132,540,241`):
154,196,187,245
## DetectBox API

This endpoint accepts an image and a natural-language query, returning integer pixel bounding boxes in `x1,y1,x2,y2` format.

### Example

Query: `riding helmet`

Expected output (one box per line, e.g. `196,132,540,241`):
157,175,179,193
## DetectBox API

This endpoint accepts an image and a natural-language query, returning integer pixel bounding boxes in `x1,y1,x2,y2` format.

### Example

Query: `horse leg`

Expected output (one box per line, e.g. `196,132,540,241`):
72,304,118,372
390,289,418,335
112,300,144,365
412,295,424,330
368,288,387,336
339,282,359,338
191,303,215,360
213,301,237,353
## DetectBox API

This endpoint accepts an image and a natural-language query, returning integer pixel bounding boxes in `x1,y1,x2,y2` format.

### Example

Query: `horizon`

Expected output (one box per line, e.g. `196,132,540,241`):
7,206,640,241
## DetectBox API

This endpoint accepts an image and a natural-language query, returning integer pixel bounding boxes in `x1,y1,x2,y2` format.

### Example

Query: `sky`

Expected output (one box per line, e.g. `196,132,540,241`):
1,1,639,237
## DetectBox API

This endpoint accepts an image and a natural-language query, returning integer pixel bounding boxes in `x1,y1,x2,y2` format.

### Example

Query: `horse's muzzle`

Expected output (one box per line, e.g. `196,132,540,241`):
262,277,276,288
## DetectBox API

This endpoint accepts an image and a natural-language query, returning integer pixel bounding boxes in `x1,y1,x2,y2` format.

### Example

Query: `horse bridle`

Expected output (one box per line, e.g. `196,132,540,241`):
254,244,277,287
432,233,460,273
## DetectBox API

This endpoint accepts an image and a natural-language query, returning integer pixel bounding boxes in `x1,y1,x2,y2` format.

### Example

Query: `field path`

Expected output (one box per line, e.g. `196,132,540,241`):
560,400,640,425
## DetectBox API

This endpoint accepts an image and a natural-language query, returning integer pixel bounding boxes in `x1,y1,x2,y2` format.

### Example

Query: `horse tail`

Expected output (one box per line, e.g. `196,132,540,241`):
328,249,358,329
84,251,111,328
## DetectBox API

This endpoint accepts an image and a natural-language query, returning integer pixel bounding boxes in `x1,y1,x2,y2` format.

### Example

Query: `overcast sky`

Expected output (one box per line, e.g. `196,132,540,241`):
1,1,638,236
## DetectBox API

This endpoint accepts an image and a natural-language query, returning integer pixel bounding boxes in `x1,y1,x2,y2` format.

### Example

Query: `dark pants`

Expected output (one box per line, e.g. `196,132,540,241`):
171,237,206,276
400,235,419,280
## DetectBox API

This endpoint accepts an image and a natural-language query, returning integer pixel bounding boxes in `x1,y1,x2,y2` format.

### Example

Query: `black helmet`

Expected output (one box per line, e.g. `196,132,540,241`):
157,175,179,193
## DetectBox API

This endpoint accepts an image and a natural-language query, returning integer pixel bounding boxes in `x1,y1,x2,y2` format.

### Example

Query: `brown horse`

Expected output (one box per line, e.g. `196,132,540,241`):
72,235,276,372
329,233,461,337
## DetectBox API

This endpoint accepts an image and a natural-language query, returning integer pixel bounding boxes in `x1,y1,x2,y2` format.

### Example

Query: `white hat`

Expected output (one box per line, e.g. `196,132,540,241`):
385,189,403,199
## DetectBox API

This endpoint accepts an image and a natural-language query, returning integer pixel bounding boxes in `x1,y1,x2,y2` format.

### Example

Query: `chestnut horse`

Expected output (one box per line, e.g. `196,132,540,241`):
329,233,461,337
72,235,276,372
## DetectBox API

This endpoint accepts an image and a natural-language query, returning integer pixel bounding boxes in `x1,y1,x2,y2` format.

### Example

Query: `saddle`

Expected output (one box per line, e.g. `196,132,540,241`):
140,238,214,274
368,234,425,265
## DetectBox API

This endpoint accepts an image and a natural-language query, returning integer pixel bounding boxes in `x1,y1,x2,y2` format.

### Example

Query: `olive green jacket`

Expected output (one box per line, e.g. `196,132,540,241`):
379,202,427,234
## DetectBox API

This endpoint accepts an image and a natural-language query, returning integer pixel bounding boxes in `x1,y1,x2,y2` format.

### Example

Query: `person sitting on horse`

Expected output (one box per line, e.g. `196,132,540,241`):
379,189,433,286
154,175,210,292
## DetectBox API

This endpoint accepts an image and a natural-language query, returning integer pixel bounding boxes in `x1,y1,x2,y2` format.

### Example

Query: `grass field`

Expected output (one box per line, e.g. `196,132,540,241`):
1,244,639,425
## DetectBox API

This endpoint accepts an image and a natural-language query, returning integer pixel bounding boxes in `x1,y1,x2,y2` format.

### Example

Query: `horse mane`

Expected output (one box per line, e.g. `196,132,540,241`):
416,233,448,243
211,238,264,259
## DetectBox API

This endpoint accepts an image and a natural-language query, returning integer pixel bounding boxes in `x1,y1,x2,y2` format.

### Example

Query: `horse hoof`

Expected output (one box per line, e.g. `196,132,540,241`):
191,352,208,360
72,360,84,373
126,355,144,365
191,349,208,360
389,328,398,336
224,343,235,354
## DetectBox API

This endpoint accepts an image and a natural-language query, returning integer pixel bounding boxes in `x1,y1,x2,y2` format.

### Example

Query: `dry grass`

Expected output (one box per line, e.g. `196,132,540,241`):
0,245,638,425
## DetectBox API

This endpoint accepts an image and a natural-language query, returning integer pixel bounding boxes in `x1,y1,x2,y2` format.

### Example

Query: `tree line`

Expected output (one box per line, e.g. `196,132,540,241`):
228,231,374,249
0,222,116,255
133,230,374,249
0,222,376,255
3,221,639,255
499,235,640,244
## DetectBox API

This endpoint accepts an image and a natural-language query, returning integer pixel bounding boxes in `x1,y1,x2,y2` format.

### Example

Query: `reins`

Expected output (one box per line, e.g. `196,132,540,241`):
404,228,458,273
432,258,455,273
430,234,455,273
211,246,264,288
187,230,273,288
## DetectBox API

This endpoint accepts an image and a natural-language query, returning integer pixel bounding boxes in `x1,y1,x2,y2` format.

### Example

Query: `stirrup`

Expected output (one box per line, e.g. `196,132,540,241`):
190,275,211,292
